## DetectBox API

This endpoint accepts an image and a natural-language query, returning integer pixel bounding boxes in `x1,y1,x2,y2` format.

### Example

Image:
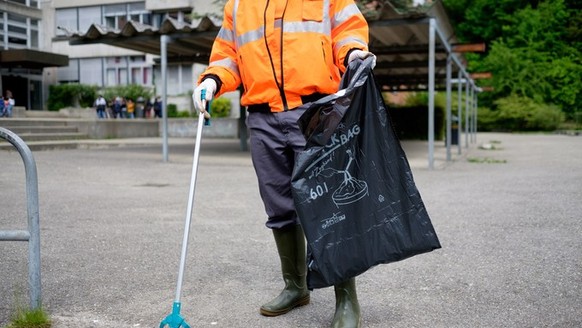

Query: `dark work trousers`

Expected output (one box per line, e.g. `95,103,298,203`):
247,108,307,230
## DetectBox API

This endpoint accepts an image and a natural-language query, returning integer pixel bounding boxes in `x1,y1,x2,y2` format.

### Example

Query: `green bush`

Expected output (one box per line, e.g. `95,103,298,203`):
573,111,582,128
489,95,564,131
402,91,447,110
176,110,192,118
166,103,178,117
476,107,498,132
47,83,155,111
526,103,564,131
209,97,231,118
47,83,98,111
103,84,152,103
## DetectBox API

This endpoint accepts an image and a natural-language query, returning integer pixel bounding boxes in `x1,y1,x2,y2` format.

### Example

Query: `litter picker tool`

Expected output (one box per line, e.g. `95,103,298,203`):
160,90,211,328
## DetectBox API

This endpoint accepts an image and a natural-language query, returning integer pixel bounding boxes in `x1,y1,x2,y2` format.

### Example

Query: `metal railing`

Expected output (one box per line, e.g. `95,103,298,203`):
0,127,42,309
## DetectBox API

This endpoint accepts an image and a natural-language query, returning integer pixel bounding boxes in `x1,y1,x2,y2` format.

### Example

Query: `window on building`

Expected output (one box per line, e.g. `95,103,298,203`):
104,4,126,29
128,2,151,25
54,2,154,88
7,0,26,6
7,13,28,48
79,6,101,34
129,56,148,84
58,59,80,83
106,69,117,86
9,0,39,8
30,19,39,48
80,58,103,85
131,67,142,84
105,56,131,86
151,13,165,28
56,8,77,36
56,2,150,36
154,64,193,96
180,65,193,94
0,14,4,49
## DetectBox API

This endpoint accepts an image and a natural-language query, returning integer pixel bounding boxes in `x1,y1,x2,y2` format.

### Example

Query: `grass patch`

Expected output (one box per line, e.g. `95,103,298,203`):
467,157,507,164
6,307,51,328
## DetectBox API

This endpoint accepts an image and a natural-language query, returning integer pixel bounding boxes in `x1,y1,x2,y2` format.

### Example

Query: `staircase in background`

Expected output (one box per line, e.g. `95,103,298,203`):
0,118,89,151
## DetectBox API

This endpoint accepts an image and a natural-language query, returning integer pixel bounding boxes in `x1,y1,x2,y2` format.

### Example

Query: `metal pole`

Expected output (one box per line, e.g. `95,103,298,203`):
28,158,41,310
457,70,462,155
428,19,436,170
465,78,470,148
0,128,42,310
161,35,169,162
469,86,475,143
445,54,452,162
472,88,478,143
474,91,479,143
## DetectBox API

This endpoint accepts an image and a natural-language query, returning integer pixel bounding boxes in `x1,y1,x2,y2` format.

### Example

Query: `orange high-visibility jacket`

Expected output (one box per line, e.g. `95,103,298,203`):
198,0,369,112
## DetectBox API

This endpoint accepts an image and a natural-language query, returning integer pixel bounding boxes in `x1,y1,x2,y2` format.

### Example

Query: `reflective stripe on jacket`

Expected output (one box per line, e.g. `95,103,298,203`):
198,0,369,112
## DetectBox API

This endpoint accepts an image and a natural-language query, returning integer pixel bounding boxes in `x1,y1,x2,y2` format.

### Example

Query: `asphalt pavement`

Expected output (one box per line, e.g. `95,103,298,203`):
0,132,580,327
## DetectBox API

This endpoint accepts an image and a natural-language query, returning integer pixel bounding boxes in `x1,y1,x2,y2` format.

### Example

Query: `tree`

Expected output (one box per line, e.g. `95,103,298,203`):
443,0,582,119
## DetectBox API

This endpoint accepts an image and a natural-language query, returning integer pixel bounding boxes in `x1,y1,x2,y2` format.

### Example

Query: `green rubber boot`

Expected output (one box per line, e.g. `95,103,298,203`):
331,278,361,328
260,225,310,316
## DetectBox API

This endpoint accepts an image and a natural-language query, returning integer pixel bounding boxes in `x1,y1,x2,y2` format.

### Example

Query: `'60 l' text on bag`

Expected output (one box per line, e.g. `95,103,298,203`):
291,58,441,289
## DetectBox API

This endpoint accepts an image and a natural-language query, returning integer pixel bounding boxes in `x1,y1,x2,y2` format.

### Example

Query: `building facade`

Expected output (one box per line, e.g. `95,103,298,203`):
0,1,221,111
49,0,220,111
0,0,68,110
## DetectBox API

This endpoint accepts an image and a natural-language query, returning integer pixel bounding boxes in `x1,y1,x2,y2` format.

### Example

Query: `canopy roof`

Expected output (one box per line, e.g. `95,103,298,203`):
65,0,473,91
0,49,69,69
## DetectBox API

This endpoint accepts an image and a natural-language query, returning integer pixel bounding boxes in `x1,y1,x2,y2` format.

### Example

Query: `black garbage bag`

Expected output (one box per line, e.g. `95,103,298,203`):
291,58,441,289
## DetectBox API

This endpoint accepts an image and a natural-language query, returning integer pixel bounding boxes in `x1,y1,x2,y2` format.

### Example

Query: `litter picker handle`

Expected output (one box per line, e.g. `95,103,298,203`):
173,100,206,304
161,109,204,328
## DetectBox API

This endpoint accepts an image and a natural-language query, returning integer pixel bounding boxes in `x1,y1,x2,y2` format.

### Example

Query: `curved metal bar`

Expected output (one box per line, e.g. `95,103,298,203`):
0,127,42,309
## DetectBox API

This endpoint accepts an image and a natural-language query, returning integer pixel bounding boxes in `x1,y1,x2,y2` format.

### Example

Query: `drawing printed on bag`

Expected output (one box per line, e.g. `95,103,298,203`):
301,123,369,209
321,212,346,229
331,149,368,206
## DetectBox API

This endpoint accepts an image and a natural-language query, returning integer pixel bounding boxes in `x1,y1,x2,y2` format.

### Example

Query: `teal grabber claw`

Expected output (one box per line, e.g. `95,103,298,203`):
200,89,211,126
160,302,191,328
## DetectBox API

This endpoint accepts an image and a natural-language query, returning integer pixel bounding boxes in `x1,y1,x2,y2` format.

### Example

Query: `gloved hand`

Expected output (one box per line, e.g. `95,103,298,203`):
193,78,217,114
348,49,376,69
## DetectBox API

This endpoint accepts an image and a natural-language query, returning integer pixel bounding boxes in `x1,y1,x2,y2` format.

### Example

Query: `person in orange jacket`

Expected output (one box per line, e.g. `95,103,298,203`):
193,1,375,327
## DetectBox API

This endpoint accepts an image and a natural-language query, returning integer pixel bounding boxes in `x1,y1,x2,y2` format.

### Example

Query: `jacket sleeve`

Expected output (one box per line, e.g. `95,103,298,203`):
197,0,241,97
330,0,369,72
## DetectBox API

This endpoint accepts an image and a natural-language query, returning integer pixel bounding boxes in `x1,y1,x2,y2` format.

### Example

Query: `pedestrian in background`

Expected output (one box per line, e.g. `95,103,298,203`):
153,96,162,118
0,97,5,118
113,96,123,119
145,98,153,118
120,97,127,118
3,91,14,117
193,1,375,327
126,98,135,118
95,94,107,119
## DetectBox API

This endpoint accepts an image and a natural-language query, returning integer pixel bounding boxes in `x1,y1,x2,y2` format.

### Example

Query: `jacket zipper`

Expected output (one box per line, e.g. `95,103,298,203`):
278,0,289,110
263,0,289,111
